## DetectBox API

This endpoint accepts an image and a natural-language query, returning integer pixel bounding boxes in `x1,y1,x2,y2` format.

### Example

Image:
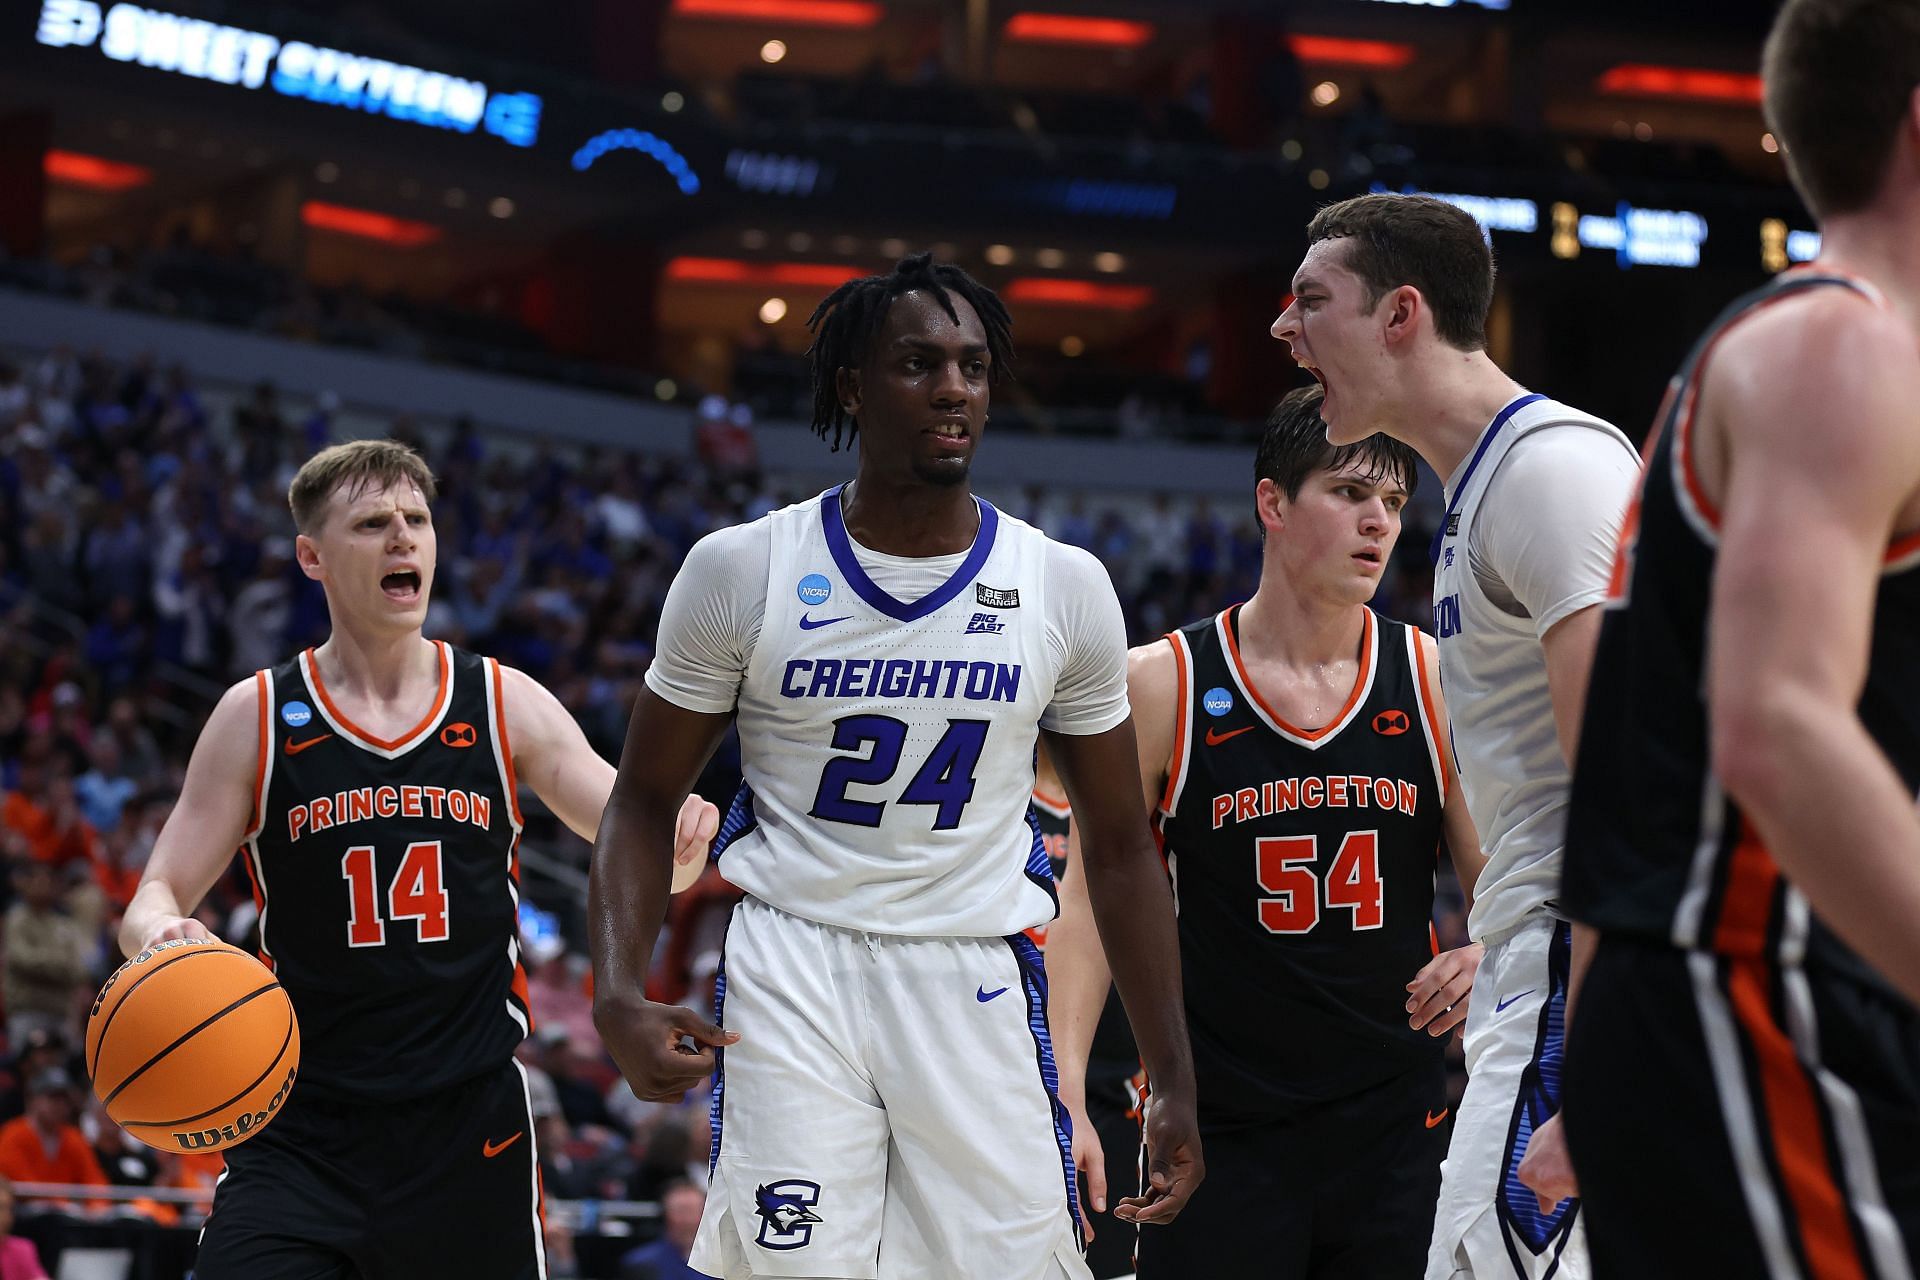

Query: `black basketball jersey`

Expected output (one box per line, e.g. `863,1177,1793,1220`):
242,642,531,1103
1157,606,1447,1125
1565,269,1920,1000
1029,789,1138,1076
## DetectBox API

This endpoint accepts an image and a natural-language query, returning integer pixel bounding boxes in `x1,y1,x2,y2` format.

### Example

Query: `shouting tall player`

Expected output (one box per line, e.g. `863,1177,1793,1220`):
1272,195,1638,1280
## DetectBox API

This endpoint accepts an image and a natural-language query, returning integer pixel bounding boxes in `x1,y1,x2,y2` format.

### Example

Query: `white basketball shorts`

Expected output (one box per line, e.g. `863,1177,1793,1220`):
690,896,1092,1280
1427,914,1588,1280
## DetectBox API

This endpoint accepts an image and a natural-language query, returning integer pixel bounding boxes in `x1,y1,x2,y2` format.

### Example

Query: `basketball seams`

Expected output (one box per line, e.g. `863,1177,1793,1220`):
88,945,226,1082
99,980,284,1108
120,1016,296,1131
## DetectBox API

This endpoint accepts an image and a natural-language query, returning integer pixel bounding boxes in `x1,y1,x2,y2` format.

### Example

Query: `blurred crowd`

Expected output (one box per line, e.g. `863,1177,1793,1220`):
0,340,1447,1274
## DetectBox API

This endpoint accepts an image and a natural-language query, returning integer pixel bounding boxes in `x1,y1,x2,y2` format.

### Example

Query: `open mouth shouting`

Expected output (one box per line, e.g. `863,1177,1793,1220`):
381,567,423,603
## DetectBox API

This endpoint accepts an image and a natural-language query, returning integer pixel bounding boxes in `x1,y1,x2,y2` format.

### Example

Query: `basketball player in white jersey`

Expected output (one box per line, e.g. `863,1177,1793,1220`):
1272,195,1638,1280
119,439,711,1280
589,253,1203,1280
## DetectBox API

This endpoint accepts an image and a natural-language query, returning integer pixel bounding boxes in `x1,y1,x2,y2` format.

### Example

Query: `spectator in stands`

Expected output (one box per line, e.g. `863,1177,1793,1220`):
3,862,88,1049
0,1176,50,1280
71,737,135,835
617,1179,705,1280
225,537,292,677
1,755,92,870
0,1033,74,1126
98,699,162,791
0,1071,107,1210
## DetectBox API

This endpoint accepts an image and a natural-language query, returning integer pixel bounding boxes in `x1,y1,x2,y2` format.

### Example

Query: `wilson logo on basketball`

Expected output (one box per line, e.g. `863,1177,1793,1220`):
1373,710,1411,737
440,722,477,749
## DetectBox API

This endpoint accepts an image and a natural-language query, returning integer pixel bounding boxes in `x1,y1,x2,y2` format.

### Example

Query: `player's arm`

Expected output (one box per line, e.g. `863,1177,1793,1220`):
498,665,712,894
1047,718,1201,1224
1405,630,1484,1038
119,679,261,956
1050,641,1170,1105
588,690,739,1101
1039,547,1200,1223
1706,296,1920,1005
589,526,757,1101
1046,639,1174,1219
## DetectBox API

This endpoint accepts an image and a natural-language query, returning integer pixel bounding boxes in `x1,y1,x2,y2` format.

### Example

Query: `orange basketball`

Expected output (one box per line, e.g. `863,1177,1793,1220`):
86,937,300,1154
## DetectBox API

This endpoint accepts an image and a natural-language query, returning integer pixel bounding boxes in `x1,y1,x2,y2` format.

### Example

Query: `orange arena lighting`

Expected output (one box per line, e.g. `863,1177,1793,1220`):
43,149,151,191
1597,64,1764,105
1286,35,1416,69
300,202,442,248
670,0,883,26
1003,13,1154,48
665,257,865,288
1004,278,1154,310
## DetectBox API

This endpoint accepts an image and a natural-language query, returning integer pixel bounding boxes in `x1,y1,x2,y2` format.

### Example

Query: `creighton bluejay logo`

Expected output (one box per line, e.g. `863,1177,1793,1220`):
754,1180,823,1250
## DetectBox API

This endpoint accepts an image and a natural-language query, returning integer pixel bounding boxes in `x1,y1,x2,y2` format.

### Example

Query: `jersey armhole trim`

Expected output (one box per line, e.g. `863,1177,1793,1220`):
486,658,527,833
1160,631,1194,819
1672,280,1879,546
243,668,273,843
1408,627,1449,809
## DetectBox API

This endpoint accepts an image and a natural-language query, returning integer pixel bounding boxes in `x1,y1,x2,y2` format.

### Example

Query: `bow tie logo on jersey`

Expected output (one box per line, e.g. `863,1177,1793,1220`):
754,1181,824,1251
965,612,1004,635
1373,710,1411,737
439,722,477,749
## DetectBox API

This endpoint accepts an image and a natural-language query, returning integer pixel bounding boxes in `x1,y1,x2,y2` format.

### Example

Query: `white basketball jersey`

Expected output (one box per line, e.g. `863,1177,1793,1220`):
713,488,1063,938
1431,394,1637,945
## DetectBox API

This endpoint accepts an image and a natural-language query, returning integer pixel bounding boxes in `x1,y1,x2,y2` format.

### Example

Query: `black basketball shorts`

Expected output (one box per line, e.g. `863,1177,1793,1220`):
192,1059,546,1280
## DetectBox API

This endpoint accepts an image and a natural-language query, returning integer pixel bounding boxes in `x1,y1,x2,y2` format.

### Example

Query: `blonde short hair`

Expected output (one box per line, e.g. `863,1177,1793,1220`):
288,439,437,534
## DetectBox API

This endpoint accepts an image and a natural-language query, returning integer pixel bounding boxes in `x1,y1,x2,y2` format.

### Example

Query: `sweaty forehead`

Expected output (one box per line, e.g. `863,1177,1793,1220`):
1294,237,1357,290
878,289,986,350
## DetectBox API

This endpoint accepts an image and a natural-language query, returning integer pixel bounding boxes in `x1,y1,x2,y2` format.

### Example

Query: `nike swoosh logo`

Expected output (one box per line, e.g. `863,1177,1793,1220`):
482,1132,524,1158
1494,989,1537,1013
1204,725,1254,746
799,613,851,630
1425,1108,1449,1129
285,733,334,756
976,985,1009,1003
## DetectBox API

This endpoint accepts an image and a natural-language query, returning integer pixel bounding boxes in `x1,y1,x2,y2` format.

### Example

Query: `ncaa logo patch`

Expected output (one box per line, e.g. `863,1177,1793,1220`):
1203,687,1235,718
754,1181,823,1251
797,574,833,607
281,700,313,728
1373,709,1411,737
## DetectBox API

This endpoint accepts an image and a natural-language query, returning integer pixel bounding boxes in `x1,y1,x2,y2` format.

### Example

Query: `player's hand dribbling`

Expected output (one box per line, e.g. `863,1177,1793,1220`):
1517,1111,1578,1213
1407,942,1482,1039
1115,1090,1203,1226
1065,1099,1107,1239
137,916,214,952
595,994,739,1103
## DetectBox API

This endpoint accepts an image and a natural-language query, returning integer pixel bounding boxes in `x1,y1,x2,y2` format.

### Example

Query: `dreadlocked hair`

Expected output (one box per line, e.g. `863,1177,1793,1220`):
804,251,1015,451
